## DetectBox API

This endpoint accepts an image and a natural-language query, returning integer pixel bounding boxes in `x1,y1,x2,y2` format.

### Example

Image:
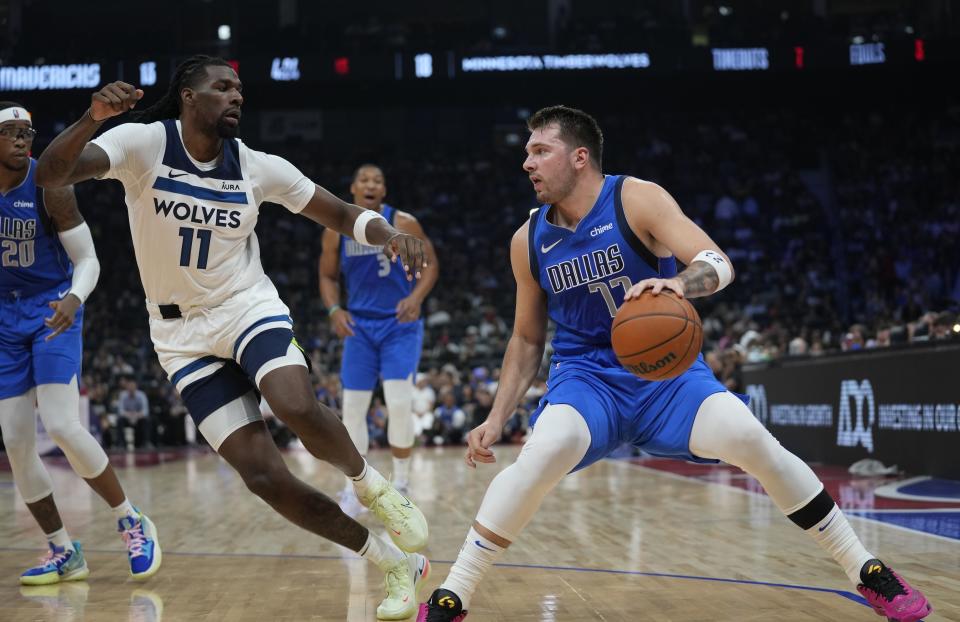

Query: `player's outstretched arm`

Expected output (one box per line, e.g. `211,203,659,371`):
620,177,735,300
300,186,426,281
465,222,547,468
36,82,143,188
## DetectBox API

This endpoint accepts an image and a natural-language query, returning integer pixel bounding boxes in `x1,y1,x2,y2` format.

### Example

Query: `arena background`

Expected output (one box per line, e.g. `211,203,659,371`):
1,1,959,620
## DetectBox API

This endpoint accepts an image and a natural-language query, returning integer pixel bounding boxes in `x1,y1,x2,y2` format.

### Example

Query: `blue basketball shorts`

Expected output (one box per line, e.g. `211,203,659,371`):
529,354,746,472
341,316,423,391
0,281,83,399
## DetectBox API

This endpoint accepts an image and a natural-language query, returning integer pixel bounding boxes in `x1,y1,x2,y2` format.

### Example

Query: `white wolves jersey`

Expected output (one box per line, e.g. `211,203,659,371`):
91,119,314,309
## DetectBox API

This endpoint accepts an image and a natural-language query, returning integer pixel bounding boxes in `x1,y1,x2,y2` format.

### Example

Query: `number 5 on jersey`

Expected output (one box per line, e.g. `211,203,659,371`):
178,227,212,269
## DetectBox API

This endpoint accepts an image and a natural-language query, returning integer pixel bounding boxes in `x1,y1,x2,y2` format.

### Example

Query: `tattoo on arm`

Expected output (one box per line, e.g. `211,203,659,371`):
36,116,107,187
42,186,84,231
677,261,720,298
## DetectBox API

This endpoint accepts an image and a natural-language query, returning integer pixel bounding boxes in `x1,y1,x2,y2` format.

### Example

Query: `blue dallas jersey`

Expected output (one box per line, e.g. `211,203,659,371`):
340,205,414,319
527,175,737,471
0,159,72,296
529,174,676,367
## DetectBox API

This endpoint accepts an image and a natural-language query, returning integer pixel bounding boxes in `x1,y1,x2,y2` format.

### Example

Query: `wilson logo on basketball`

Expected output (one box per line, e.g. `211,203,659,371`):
612,291,702,381
627,351,677,375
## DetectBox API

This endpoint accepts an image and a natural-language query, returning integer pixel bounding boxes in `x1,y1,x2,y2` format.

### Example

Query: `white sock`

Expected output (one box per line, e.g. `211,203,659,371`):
441,527,506,610
45,527,75,552
392,455,411,484
358,531,405,571
806,504,874,586
351,460,387,499
111,498,138,521
351,460,368,480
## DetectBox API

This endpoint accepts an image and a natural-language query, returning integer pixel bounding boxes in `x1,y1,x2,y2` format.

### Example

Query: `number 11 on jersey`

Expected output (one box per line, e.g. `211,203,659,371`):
178,227,212,269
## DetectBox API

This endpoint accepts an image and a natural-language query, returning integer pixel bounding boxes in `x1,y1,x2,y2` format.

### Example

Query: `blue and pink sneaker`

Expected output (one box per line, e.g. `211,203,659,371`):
118,510,162,581
857,559,932,622
20,541,90,585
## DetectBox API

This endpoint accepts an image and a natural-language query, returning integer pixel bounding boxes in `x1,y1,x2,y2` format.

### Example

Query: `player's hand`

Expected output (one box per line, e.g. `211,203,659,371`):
330,308,355,338
395,294,423,323
384,232,426,282
90,81,144,122
465,419,503,468
44,294,81,341
624,277,684,300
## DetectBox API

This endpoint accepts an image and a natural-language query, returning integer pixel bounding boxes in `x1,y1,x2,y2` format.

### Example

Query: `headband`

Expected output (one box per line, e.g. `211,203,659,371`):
0,107,32,124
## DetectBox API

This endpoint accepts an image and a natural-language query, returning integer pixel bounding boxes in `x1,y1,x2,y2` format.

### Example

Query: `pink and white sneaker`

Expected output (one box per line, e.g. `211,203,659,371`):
857,559,932,622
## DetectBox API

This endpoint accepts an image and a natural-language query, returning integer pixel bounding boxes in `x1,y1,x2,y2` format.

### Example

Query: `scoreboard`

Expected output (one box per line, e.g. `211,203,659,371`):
0,38,955,93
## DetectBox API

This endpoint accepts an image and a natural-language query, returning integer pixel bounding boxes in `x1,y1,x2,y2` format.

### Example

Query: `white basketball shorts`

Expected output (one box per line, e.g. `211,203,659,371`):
147,275,307,449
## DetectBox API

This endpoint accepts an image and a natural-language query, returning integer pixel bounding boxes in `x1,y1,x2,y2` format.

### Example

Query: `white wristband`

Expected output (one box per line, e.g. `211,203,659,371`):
353,210,387,246
691,250,732,293
57,222,100,303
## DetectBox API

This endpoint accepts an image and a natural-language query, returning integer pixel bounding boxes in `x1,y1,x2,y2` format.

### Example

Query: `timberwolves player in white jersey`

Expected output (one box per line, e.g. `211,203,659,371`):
36,56,430,620
419,106,931,621
320,164,438,510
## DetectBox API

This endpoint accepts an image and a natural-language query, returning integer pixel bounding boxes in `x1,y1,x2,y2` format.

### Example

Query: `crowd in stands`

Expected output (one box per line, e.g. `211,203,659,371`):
20,104,958,451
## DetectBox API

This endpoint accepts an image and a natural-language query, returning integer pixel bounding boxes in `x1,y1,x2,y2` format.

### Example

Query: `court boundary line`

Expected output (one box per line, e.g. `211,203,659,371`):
875,476,960,503
844,508,960,514
0,545,867,607
613,458,960,545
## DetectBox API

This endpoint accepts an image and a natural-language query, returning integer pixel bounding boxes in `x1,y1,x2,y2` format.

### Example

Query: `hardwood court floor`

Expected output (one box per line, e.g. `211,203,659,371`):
1,445,958,621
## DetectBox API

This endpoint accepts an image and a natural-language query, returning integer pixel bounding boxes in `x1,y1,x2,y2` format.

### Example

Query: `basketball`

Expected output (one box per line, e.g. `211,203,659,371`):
611,291,702,381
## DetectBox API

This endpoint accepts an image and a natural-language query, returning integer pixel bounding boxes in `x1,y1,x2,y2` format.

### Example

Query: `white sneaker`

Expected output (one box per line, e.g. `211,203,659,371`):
358,480,428,552
377,553,430,620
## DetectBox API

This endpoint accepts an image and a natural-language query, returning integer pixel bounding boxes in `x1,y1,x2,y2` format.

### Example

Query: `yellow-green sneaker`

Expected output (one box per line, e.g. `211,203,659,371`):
377,553,430,621
359,481,428,552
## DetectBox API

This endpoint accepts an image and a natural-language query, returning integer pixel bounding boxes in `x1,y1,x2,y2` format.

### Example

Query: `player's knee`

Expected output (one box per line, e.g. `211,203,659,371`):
734,420,770,447
42,419,82,446
720,421,780,469
272,395,320,429
0,426,33,455
384,398,411,419
514,406,590,475
547,428,588,457
242,465,290,501
383,381,412,416
341,389,373,423
517,428,585,473
3,441,34,466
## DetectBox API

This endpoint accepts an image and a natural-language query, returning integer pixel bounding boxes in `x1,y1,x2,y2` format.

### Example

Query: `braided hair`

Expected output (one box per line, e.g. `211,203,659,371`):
131,55,232,123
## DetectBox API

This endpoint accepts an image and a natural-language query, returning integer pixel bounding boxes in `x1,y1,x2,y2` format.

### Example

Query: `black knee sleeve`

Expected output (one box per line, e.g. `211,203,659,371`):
786,488,836,530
